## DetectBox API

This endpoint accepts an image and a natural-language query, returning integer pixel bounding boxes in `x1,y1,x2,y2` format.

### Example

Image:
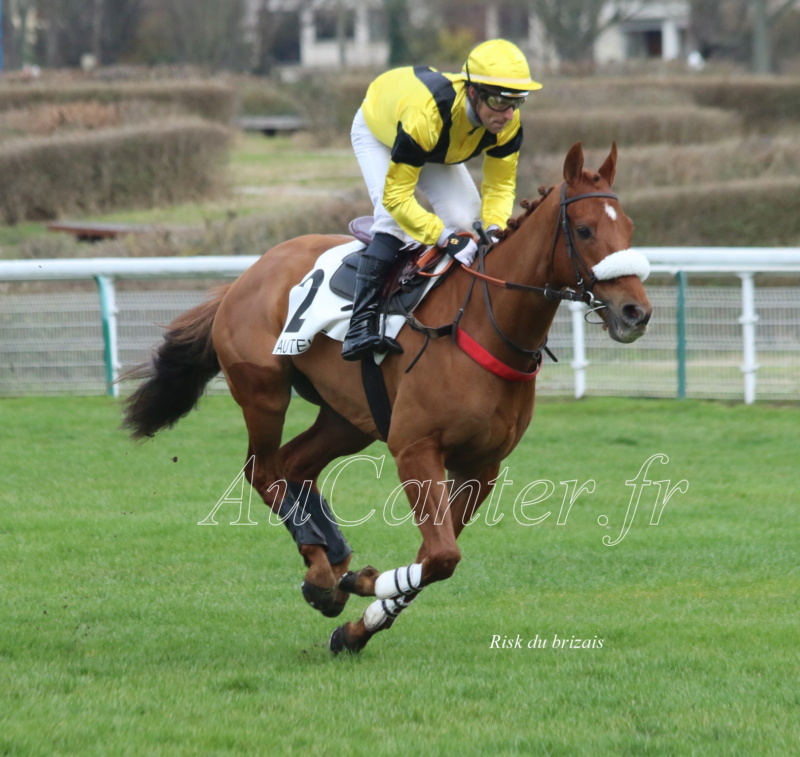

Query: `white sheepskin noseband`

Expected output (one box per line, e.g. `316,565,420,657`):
592,249,650,282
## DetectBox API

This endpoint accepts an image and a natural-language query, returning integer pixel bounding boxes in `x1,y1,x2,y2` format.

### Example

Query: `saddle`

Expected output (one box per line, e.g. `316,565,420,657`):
329,217,451,314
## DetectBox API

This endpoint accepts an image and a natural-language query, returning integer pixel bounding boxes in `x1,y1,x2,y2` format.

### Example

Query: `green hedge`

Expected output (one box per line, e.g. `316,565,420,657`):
624,177,800,246
0,119,231,224
0,81,236,123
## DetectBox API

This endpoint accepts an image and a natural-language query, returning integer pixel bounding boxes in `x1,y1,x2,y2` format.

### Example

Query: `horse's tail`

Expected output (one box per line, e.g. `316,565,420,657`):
122,285,230,440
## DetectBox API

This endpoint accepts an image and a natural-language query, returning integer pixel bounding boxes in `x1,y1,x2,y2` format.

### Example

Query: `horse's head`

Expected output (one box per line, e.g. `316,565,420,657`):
550,142,652,343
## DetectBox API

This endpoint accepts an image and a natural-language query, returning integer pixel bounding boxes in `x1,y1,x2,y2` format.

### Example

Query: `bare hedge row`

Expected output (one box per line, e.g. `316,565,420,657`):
0,81,236,123
15,162,798,256
16,174,797,257
286,74,740,149
516,137,800,192
283,72,800,147
219,179,800,247
520,106,740,153
661,77,800,131
0,119,231,224
534,75,800,130
622,177,800,246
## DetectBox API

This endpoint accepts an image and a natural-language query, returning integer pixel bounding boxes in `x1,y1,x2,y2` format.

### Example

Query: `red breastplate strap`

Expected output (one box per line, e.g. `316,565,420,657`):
454,327,542,382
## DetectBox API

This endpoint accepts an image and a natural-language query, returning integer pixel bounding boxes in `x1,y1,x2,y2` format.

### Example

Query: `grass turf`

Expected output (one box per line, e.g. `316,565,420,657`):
1,395,798,755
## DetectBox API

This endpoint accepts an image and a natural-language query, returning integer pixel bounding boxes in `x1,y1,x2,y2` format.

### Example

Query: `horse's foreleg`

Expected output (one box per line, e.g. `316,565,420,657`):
330,438,458,654
448,465,500,539
332,468,499,651
329,591,420,654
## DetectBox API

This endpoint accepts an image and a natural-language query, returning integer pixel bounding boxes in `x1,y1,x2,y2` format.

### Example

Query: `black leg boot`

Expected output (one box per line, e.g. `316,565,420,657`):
341,234,405,361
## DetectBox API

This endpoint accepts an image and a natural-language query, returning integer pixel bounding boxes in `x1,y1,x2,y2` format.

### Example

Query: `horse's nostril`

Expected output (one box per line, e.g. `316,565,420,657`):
623,304,648,326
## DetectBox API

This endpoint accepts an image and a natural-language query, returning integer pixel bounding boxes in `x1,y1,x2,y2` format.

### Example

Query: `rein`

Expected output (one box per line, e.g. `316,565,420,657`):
405,184,619,382
464,183,619,306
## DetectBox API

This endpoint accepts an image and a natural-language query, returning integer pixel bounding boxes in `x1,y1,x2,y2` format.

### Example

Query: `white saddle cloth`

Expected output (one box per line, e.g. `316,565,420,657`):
272,239,447,361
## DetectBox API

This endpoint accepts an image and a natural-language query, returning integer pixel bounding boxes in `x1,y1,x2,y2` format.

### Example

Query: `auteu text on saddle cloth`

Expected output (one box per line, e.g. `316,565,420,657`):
199,452,688,548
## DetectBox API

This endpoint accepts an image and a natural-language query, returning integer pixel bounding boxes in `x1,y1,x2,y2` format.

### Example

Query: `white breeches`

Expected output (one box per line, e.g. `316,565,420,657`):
351,107,482,245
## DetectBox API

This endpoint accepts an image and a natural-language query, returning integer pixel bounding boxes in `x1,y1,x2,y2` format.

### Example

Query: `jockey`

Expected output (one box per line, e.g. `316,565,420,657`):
342,38,542,361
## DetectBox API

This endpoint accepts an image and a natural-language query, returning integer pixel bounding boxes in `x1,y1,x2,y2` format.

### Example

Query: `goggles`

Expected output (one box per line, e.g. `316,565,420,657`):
479,89,527,112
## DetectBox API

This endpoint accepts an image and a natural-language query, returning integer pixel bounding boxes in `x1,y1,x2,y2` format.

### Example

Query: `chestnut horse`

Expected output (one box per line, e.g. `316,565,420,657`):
123,142,652,654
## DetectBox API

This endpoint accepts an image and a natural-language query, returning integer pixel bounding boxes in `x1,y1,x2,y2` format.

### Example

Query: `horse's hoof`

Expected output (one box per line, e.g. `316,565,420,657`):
301,581,349,618
329,623,368,655
329,625,349,655
336,571,360,594
337,565,380,596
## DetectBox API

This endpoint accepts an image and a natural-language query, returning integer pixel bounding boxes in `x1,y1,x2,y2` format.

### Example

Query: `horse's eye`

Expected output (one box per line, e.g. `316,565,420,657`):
576,225,592,240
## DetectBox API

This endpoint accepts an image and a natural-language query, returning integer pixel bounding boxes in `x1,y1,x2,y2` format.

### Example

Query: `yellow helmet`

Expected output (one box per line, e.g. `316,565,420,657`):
461,39,542,94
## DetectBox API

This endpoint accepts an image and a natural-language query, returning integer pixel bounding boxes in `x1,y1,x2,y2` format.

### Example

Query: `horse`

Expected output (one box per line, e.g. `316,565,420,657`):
122,142,652,654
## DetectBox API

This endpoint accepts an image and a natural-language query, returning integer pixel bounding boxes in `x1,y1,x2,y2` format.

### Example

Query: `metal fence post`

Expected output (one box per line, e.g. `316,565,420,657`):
675,271,687,399
738,272,759,404
95,275,120,397
569,301,587,398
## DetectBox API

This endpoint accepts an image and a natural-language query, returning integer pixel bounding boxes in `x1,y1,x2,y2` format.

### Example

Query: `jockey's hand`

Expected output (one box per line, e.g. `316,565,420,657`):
486,224,503,243
443,232,478,267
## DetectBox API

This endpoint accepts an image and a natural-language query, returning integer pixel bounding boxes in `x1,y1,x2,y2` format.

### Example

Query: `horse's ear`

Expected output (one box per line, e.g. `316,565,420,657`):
598,142,618,186
563,142,584,185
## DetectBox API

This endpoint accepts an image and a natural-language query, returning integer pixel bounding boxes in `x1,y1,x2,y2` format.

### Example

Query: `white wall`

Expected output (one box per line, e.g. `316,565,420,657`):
300,2,387,68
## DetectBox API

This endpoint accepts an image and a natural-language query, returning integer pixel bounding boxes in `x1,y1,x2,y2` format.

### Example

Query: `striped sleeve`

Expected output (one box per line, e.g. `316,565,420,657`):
382,160,446,245
487,125,523,159
480,151,519,231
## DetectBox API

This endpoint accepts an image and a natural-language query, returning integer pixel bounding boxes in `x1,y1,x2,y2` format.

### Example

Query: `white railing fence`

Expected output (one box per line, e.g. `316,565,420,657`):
1,249,799,403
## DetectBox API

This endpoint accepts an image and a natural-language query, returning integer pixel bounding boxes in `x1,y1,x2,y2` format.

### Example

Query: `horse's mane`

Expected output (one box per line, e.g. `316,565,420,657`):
496,185,555,242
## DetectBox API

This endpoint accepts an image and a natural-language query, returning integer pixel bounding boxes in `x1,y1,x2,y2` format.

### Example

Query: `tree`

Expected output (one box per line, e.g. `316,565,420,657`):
251,0,305,74
528,0,649,65
34,0,143,67
688,0,800,72
751,0,800,72
3,0,38,69
160,0,249,70
384,0,413,66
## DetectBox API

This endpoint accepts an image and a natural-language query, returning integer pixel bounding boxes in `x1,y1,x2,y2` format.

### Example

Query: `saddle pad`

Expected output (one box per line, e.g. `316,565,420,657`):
329,252,432,315
272,239,449,361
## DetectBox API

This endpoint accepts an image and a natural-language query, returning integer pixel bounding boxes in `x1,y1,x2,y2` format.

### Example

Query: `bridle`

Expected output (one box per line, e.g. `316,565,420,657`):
467,183,619,308
455,184,620,366
404,183,624,380
552,183,619,304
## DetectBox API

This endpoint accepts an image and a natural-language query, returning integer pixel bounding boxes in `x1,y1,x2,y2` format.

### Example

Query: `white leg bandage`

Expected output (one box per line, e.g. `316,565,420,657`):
363,594,419,632
374,563,423,599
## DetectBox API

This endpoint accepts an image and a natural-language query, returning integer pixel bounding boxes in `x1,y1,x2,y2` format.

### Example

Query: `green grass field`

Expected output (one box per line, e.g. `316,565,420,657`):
1,396,798,755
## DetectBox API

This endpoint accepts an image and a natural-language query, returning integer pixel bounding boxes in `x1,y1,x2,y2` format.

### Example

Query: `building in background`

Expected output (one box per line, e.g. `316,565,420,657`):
248,0,691,73
596,1,690,64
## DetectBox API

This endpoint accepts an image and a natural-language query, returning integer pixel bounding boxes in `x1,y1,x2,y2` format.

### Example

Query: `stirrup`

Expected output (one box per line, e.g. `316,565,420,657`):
342,333,402,362
375,335,403,355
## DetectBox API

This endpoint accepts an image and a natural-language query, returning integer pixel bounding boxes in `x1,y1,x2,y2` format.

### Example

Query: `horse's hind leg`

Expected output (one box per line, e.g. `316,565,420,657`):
279,402,375,617
224,362,340,609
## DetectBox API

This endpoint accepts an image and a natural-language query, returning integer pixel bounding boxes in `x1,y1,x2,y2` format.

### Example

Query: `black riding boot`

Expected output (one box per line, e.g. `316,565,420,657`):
341,233,405,361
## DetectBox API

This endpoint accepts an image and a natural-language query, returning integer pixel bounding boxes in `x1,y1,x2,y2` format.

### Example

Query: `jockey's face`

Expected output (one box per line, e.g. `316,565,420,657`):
470,86,519,134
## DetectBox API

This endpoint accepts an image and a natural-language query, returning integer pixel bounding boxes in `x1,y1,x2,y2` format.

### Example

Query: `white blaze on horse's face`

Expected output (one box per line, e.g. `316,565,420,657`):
604,203,618,222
